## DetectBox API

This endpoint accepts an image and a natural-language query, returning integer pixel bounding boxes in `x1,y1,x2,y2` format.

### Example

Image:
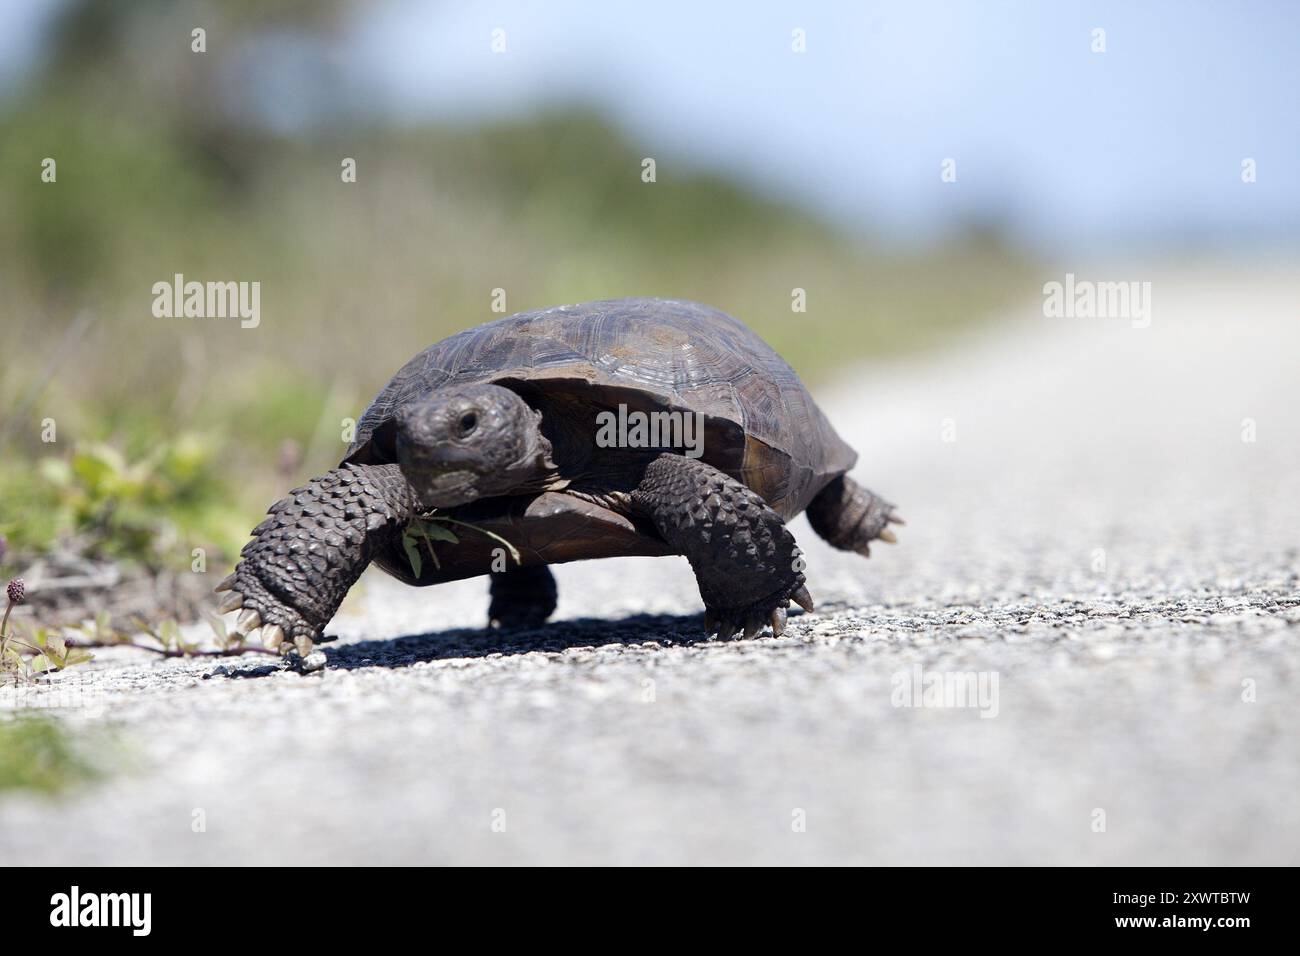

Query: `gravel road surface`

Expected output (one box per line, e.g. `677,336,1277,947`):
3,262,1298,865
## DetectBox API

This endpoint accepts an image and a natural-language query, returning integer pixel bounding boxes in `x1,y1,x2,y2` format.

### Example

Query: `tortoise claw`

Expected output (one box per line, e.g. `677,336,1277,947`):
262,625,286,652
708,583,802,641
220,564,323,654
770,606,787,637
215,573,237,593
791,585,815,614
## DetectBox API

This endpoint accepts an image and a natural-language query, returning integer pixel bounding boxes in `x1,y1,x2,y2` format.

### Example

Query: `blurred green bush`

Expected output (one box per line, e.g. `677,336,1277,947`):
0,1,1031,565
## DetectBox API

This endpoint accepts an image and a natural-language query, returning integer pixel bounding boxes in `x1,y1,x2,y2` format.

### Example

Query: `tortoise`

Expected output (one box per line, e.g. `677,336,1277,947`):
216,298,900,655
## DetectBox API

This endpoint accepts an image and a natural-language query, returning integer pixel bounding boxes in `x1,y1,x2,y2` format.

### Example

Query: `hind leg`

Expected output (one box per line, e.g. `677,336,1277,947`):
806,474,902,557
488,565,558,630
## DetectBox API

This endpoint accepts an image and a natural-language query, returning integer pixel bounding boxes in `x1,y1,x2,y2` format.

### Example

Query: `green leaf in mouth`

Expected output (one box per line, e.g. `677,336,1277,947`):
419,521,459,544
403,515,523,573
401,528,425,578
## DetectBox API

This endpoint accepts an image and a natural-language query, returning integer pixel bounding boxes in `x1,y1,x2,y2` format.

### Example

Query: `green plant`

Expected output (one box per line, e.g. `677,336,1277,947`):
1,578,281,687
31,434,238,566
401,515,522,578
0,717,100,795
2,578,94,682
2,622,95,679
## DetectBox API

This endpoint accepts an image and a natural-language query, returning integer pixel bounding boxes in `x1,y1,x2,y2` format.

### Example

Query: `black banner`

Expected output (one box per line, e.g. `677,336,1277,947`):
0,867,1284,942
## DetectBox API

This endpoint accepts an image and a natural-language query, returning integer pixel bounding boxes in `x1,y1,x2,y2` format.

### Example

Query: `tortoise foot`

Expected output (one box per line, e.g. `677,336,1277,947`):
704,583,813,640
632,454,812,643
218,462,417,655
487,604,553,632
487,565,557,631
216,562,321,655
806,474,902,558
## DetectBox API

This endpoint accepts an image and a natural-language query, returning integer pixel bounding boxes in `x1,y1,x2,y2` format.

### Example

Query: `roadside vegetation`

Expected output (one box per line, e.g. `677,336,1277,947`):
0,0,1034,620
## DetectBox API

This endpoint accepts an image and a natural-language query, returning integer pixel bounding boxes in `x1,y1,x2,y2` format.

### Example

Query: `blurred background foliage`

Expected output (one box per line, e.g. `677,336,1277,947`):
0,717,101,794
0,0,1030,573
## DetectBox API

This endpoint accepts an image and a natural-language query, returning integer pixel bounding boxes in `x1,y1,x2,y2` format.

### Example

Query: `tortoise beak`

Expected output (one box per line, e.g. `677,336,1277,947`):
415,469,478,508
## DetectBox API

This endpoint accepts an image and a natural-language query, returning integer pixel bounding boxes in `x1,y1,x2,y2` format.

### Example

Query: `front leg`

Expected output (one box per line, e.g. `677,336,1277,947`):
631,454,814,639
216,462,417,654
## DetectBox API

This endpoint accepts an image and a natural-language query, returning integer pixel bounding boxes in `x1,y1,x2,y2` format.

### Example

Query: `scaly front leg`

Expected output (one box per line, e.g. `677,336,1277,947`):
216,462,417,654
631,454,814,640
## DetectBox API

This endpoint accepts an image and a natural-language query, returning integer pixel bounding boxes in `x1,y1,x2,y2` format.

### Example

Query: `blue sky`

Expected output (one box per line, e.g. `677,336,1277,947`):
4,0,1298,253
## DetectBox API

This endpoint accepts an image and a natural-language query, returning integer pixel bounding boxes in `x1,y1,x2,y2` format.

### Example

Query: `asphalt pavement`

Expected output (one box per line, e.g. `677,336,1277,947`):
2,261,1297,865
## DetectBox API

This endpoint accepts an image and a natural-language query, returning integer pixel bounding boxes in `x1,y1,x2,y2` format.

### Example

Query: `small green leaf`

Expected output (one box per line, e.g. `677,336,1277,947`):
63,649,94,667
419,520,459,544
17,622,47,649
205,613,227,644
416,520,457,541
402,531,423,579
437,518,522,565
38,457,73,488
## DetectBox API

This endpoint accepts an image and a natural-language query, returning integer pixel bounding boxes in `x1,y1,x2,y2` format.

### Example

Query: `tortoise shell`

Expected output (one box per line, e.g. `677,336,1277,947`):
344,298,856,584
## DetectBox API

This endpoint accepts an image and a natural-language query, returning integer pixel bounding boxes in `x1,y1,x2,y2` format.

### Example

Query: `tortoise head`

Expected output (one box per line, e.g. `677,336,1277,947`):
395,383,553,508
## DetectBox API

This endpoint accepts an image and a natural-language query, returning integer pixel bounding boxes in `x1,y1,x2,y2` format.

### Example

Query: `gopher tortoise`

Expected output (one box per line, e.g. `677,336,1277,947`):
217,298,900,653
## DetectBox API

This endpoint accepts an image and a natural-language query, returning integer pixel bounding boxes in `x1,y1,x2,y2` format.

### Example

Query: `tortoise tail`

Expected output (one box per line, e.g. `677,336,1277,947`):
805,475,902,558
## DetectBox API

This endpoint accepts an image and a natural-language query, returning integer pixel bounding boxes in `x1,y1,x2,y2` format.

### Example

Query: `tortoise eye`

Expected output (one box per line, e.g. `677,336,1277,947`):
458,411,478,435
